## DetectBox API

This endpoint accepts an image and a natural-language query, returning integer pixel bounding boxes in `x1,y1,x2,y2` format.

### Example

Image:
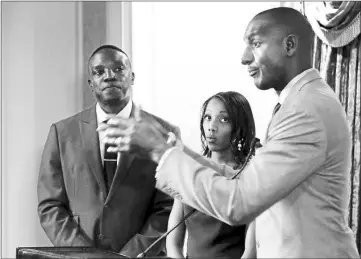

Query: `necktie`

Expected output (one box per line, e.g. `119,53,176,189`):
265,103,282,141
272,102,281,116
103,120,117,193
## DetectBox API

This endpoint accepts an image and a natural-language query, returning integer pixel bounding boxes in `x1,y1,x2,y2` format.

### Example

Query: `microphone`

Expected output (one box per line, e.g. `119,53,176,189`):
136,137,260,258
136,209,194,258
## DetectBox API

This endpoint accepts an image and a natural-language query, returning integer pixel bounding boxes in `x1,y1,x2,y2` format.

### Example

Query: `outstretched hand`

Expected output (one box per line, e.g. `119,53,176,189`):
97,110,175,163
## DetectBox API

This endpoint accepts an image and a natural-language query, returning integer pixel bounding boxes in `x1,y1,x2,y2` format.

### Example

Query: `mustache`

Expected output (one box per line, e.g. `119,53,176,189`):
102,79,121,89
104,78,118,83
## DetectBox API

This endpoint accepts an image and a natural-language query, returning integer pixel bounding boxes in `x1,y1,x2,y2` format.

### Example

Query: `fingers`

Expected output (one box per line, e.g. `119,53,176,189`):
103,126,133,151
96,117,132,132
166,132,177,146
141,115,169,137
102,123,133,153
96,122,109,132
107,117,133,128
104,136,131,153
103,124,134,138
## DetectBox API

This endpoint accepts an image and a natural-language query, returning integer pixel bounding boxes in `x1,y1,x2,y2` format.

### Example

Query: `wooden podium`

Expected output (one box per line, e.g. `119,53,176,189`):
16,247,170,259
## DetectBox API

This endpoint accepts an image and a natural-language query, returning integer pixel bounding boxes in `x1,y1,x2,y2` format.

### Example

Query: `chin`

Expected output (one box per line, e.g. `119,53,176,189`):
255,82,273,91
101,97,125,107
104,90,128,100
208,145,228,153
207,143,218,152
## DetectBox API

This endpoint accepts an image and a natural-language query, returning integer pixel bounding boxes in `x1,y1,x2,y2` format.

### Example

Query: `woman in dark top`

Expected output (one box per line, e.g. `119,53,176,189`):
166,91,256,258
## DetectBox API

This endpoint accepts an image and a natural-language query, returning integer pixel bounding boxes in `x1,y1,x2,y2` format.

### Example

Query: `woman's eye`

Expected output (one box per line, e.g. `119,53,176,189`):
221,117,229,123
204,115,211,121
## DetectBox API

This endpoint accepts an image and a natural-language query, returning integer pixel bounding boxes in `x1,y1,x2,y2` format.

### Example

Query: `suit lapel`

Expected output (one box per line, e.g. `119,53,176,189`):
283,69,322,104
79,106,107,198
106,152,137,200
264,69,322,143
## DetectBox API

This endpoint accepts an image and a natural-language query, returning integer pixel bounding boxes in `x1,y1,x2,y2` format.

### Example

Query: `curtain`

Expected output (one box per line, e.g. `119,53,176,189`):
305,1,361,251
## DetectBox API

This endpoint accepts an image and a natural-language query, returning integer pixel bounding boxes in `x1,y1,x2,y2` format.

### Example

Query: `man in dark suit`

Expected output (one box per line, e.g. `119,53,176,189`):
37,45,174,257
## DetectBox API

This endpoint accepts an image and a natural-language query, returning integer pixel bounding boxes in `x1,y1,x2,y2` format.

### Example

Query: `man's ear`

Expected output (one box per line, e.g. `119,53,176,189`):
131,72,135,85
284,34,298,56
88,79,94,91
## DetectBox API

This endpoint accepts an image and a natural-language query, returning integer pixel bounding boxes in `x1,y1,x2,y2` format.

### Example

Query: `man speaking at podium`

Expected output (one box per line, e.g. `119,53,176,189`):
37,45,174,257
100,7,359,258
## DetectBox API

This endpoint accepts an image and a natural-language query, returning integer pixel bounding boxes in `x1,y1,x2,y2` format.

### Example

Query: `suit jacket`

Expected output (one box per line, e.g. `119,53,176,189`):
155,69,359,257
37,104,174,257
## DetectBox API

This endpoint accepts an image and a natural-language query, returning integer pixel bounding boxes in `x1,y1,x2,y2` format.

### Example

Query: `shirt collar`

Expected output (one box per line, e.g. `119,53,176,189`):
96,100,133,124
278,68,315,105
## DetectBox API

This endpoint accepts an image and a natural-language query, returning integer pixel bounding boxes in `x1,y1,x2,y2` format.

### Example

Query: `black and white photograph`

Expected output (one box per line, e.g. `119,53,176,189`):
1,1,360,258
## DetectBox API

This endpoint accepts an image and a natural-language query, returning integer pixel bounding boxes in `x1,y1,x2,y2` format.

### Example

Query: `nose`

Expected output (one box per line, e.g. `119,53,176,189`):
241,46,253,66
208,120,218,132
104,68,115,79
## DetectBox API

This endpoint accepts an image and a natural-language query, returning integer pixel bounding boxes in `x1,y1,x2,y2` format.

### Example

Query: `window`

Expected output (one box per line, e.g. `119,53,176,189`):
132,2,280,152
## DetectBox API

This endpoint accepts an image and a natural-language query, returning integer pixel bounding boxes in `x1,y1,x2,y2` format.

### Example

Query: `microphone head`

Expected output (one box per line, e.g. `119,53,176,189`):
250,137,260,150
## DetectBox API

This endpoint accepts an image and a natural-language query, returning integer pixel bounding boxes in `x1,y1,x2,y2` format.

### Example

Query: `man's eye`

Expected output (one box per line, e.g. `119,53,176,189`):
114,67,124,72
94,70,104,76
252,41,261,48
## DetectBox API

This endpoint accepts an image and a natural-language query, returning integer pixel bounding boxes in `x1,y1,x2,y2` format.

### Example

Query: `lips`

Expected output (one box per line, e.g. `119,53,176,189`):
206,137,217,143
248,68,259,77
103,84,121,90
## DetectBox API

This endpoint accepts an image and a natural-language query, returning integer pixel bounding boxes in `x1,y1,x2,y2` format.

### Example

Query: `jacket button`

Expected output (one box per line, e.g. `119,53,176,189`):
104,204,109,209
98,234,104,240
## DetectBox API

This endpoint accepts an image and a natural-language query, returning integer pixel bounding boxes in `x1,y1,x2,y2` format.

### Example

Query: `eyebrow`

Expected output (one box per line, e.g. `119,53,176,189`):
244,31,262,43
92,62,126,69
205,110,229,114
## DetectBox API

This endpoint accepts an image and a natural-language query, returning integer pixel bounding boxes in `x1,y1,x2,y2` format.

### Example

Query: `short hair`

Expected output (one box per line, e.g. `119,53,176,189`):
255,7,313,49
200,91,256,165
88,44,131,64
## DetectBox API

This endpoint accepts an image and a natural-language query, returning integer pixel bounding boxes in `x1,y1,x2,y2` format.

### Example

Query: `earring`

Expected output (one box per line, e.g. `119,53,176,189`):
237,140,243,151
231,139,242,151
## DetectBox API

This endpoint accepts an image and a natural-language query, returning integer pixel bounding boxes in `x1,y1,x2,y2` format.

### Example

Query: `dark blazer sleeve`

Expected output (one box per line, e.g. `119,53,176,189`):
37,124,93,246
119,189,173,257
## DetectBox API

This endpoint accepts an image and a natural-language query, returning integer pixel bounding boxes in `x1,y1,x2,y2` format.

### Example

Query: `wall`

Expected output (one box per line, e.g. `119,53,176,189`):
2,3,81,256
132,2,280,152
1,2,128,257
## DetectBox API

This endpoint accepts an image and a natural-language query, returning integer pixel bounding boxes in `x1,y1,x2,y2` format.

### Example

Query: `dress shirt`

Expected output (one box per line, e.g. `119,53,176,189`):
96,100,132,165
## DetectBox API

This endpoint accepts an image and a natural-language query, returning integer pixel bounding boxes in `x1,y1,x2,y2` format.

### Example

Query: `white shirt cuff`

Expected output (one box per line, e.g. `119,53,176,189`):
155,147,178,179
155,132,184,179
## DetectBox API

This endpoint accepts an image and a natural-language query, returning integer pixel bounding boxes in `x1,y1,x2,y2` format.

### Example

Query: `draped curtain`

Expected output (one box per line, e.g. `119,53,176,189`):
304,1,361,251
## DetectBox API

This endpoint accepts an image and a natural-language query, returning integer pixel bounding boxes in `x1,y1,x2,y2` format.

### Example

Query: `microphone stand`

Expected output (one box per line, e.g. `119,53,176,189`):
137,138,260,258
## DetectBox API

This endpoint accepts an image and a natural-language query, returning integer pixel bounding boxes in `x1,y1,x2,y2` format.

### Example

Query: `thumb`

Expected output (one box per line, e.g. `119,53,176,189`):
142,114,170,137
134,104,142,122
